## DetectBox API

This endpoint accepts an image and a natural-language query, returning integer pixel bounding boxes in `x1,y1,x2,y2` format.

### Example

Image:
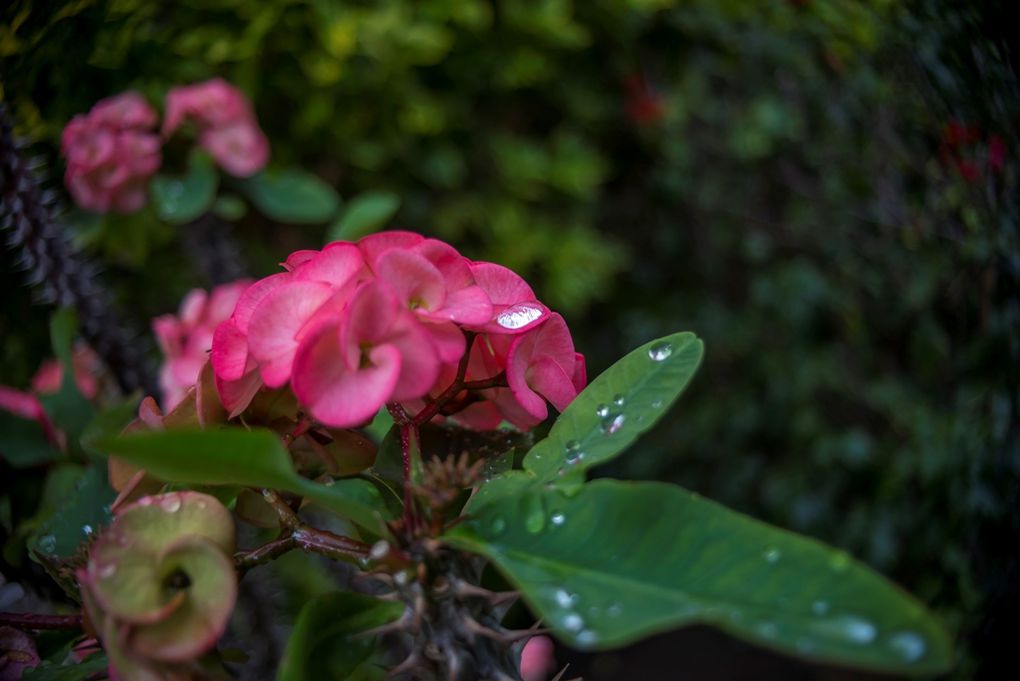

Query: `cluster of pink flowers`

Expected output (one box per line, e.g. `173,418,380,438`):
210,232,585,430
153,280,250,411
61,93,161,213
163,78,269,178
61,80,268,214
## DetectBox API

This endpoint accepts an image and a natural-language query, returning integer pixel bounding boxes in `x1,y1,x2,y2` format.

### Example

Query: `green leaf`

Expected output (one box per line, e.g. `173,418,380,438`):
22,653,108,681
241,168,340,224
32,464,115,559
446,480,953,676
0,410,60,467
80,395,140,458
150,151,218,224
327,191,400,241
468,332,702,511
99,428,392,536
277,591,403,681
37,308,95,457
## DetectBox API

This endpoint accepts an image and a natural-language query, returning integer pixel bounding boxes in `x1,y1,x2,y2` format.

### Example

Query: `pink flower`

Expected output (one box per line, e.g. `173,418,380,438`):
153,280,251,410
163,79,269,177
520,635,557,681
61,92,162,214
209,233,586,430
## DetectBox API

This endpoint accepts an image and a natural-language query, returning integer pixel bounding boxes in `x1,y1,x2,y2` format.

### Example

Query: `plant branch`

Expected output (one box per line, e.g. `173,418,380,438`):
0,611,83,630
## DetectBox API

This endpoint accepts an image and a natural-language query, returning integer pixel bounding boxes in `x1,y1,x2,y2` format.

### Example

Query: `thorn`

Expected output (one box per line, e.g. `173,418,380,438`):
385,651,422,679
354,609,415,639
451,578,518,604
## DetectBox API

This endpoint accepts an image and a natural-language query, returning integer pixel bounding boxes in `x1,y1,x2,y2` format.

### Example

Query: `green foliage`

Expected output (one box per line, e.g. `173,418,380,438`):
150,151,218,224
99,428,393,535
328,191,401,242
449,480,952,675
21,653,109,681
277,592,403,681
31,463,115,559
240,169,341,224
36,309,94,457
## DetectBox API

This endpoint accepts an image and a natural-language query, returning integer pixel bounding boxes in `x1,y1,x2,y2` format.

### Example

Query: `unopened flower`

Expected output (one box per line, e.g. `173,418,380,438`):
61,92,161,213
520,635,557,681
209,231,586,430
163,79,269,177
153,280,250,410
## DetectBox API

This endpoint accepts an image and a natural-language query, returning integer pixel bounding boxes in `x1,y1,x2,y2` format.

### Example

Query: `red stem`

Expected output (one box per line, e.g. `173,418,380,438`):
0,612,82,630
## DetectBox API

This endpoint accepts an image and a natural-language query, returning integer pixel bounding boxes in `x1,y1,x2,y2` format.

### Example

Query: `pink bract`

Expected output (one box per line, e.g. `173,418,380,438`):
209,233,586,430
61,91,162,214
163,78,269,177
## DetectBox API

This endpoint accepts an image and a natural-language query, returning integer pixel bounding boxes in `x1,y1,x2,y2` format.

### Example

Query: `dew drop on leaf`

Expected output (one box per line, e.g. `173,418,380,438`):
763,547,781,563
550,512,566,527
489,516,507,535
650,399,664,409
648,341,673,361
600,413,626,435
612,394,626,407
888,630,926,662
82,524,94,537
595,404,610,419
562,613,584,632
576,629,599,646
555,590,577,608
38,534,56,554
812,600,830,615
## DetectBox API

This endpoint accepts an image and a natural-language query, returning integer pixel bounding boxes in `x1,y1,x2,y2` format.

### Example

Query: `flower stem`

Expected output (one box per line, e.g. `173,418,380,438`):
0,611,82,630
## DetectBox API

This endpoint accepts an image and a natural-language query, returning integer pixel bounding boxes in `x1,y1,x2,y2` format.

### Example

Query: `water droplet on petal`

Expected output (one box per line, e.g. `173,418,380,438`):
648,341,674,361
160,495,182,513
550,512,566,527
97,562,117,579
812,600,830,615
496,304,544,330
763,547,781,564
888,630,926,662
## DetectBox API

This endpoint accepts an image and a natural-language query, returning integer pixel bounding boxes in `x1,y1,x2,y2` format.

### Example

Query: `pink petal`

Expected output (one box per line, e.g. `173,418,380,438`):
424,284,492,325
386,316,442,401
527,357,577,413
423,322,466,364
451,401,504,430
210,320,250,382
293,241,366,289
505,314,577,420
415,238,473,288
341,281,401,349
292,322,402,428
571,352,587,392
358,230,424,269
231,272,291,333
375,249,447,312
282,250,319,271
470,262,536,305
178,289,208,327
215,369,263,418
247,281,334,387
0,385,45,422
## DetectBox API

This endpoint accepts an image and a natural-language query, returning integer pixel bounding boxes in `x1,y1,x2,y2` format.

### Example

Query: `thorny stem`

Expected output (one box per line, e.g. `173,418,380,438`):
0,612,83,630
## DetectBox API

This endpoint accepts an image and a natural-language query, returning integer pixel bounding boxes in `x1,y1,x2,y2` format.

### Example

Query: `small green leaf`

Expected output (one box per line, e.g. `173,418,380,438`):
22,653,108,681
277,591,403,681
99,428,392,535
80,395,140,458
32,464,115,559
242,168,340,224
446,480,953,676
327,191,400,241
150,151,218,224
468,332,702,512
37,308,95,457
212,193,247,221
0,410,60,467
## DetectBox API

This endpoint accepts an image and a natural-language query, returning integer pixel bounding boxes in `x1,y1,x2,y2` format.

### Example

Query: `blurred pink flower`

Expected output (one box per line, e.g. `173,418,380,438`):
163,79,269,177
520,635,557,681
153,280,251,410
61,92,162,213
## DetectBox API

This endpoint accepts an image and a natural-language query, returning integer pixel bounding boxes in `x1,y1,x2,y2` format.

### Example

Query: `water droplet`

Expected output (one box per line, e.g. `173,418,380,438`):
757,621,779,638
650,399,664,409
196,500,208,509
818,615,876,644
82,524,94,537
38,534,56,554
763,547,781,563
576,629,599,646
600,412,626,435
888,631,926,662
97,562,117,579
595,404,610,418
370,540,390,560
612,394,626,407
554,590,577,608
830,551,850,573
562,613,584,632
648,341,674,361
550,512,566,527
607,603,622,617
496,304,544,330
160,495,182,513
524,500,546,534
812,600,830,615
489,516,507,535
324,479,336,487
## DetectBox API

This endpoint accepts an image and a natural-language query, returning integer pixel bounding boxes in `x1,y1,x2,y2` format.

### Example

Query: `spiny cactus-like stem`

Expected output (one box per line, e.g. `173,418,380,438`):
182,213,248,286
0,102,158,396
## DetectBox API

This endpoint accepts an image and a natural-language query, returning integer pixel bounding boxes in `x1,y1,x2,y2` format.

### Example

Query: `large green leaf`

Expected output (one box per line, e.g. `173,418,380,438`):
468,332,702,511
150,151,218,224
241,168,340,224
32,464,115,559
99,428,392,536
277,591,403,681
327,191,400,241
446,480,952,676
0,410,60,467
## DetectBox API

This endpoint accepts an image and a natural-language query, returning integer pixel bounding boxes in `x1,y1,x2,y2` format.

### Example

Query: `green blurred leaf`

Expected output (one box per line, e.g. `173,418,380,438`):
37,308,95,457
80,395,139,458
150,151,218,224
99,428,392,535
277,591,403,681
469,332,703,511
328,191,401,241
242,168,340,224
0,410,60,467
447,480,953,676
22,653,108,681
31,464,115,559
212,194,248,221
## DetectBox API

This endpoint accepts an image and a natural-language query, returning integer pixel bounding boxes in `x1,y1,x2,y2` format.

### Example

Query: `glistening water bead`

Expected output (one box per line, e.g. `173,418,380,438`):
495,303,544,330
648,341,673,361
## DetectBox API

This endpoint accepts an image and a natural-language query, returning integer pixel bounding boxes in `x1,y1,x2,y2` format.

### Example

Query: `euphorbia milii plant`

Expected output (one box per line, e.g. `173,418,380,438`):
7,233,952,680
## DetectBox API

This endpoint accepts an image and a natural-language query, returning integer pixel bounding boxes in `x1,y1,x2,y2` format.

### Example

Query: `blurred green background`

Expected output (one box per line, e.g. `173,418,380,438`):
2,0,1017,678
